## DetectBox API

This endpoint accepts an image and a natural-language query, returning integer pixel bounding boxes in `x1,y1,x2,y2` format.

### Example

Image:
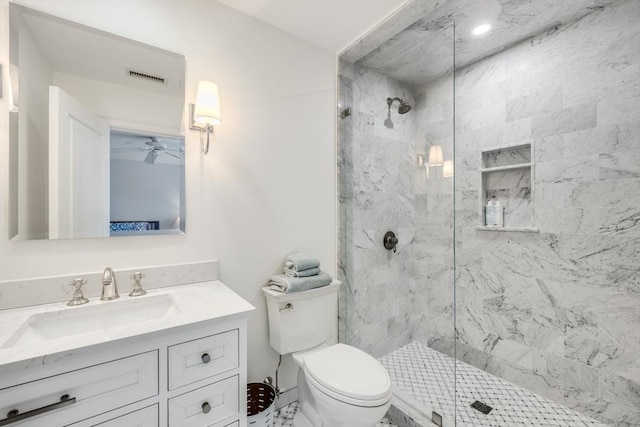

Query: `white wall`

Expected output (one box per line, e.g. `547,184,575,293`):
53,72,184,137
0,0,337,391
110,158,182,230
16,11,51,239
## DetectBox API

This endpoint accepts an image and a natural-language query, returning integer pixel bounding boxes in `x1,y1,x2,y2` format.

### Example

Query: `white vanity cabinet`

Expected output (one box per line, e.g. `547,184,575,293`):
0,282,255,427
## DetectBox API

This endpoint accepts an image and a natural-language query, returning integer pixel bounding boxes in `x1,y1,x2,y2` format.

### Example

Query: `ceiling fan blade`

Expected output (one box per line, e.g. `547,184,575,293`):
112,147,148,152
165,152,181,159
144,151,158,164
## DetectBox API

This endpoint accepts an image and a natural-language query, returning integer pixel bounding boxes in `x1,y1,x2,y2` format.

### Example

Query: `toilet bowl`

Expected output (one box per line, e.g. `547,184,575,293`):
292,343,392,427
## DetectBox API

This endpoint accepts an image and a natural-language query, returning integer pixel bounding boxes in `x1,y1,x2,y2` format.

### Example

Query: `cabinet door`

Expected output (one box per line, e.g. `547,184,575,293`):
0,352,158,427
168,376,239,427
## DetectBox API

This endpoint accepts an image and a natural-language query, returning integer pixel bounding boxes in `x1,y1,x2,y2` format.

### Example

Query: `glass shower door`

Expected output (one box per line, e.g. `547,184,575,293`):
337,14,458,425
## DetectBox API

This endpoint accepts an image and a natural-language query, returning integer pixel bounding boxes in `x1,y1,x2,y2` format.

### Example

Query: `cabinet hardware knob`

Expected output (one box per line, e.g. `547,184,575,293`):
202,402,211,414
201,353,211,364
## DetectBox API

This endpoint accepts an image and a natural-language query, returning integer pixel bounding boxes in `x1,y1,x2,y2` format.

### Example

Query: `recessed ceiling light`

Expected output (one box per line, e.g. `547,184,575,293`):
472,24,492,36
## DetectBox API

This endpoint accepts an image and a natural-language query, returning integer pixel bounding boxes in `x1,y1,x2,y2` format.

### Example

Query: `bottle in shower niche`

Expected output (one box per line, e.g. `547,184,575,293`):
485,196,504,227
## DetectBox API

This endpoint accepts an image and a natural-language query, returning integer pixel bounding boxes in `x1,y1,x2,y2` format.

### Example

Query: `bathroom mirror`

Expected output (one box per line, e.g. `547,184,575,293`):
7,3,186,240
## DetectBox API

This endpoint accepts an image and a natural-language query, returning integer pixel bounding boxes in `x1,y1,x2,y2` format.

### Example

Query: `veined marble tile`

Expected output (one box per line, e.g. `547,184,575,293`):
536,155,599,184
535,208,585,235
569,178,640,208
506,85,563,122
599,152,640,180
531,101,597,139
455,80,506,115
600,370,640,410
581,205,640,237
456,102,506,134
597,93,640,126
456,59,506,93
596,120,640,154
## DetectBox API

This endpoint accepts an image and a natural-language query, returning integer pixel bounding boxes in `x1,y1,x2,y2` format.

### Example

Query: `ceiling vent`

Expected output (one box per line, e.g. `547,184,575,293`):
127,69,167,85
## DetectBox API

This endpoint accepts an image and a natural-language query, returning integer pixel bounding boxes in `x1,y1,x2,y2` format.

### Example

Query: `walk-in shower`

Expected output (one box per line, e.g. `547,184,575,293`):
338,0,639,426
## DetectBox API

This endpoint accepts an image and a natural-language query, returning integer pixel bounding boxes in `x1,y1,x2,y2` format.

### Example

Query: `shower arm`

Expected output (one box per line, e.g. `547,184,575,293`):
387,97,402,107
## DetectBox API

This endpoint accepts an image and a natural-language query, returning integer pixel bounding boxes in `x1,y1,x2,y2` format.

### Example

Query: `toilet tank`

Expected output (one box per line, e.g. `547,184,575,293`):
262,281,340,355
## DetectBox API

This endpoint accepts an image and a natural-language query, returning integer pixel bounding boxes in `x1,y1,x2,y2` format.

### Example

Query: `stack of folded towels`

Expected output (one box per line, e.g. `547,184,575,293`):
268,253,333,293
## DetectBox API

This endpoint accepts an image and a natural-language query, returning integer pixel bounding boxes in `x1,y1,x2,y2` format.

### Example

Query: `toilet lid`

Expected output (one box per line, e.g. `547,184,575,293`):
303,344,391,404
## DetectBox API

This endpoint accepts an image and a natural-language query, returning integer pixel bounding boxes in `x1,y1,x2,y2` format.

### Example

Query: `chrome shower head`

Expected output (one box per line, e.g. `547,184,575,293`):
398,101,412,114
387,97,412,114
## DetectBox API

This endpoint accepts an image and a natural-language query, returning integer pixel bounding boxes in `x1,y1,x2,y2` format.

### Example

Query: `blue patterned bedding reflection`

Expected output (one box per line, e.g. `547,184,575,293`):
110,221,160,232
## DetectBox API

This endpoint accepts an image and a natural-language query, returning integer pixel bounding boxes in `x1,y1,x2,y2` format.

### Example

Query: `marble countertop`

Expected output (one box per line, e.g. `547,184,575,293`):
0,281,255,366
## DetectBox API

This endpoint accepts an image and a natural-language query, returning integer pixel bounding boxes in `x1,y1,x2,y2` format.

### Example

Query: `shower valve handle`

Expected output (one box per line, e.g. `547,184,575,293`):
383,231,399,253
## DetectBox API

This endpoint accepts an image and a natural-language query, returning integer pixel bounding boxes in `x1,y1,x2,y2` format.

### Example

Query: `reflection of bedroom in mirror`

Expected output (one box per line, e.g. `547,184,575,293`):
110,130,185,236
8,3,186,240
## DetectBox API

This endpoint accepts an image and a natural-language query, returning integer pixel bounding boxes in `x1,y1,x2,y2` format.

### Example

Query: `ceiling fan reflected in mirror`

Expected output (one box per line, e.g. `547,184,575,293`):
110,132,185,165
141,137,182,164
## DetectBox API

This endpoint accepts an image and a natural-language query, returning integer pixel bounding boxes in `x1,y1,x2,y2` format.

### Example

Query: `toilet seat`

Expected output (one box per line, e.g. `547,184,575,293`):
303,343,391,407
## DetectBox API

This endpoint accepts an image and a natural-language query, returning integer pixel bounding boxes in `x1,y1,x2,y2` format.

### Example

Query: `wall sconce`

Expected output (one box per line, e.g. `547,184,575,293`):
417,153,426,167
442,160,454,177
428,145,443,166
190,80,221,154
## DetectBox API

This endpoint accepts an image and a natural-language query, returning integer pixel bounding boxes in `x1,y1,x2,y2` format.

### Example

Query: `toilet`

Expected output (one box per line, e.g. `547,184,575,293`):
262,281,392,427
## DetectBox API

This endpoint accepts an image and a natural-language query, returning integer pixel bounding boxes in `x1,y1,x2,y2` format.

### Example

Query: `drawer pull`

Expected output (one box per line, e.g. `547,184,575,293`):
0,394,76,426
201,353,211,364
202,402,211,414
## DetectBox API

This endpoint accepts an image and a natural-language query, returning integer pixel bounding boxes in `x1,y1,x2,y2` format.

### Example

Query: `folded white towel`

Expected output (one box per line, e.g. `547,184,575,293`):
284,266,321,277
285,252,320,271
268,272,333,293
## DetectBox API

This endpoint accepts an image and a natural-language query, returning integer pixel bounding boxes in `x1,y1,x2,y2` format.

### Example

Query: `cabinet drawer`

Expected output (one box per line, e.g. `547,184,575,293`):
168,330,238,390
70,404,158,427
168,376,239,427
0,351,158,427
94,405,158,427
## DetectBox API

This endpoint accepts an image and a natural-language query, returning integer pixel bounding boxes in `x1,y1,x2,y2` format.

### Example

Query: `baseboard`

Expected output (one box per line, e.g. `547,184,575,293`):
275,387,298,410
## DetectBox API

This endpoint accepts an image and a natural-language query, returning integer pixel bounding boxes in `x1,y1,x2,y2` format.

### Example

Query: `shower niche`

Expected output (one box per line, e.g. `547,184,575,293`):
477,142,538,232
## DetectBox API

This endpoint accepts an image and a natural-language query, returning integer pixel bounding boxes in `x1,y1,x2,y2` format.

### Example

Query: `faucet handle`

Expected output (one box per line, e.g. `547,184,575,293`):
129,272,147,297
67,278,89,306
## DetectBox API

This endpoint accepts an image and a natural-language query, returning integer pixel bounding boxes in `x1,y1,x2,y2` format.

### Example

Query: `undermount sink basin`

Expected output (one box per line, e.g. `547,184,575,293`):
2,293,180,348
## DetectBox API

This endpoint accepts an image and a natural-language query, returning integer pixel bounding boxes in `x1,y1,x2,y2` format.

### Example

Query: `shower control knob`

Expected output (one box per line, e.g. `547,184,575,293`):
383,231,399,253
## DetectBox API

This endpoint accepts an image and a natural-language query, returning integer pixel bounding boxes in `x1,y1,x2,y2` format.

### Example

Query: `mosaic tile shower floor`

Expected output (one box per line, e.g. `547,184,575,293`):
380,341,608,427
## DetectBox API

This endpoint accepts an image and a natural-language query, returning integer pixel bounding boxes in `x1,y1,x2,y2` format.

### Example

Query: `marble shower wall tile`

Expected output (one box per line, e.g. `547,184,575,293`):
338,61,447,358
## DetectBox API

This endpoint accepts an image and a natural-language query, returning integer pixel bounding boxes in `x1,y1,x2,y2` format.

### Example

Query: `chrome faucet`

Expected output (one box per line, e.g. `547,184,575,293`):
100,267,120,301
67,278,89,306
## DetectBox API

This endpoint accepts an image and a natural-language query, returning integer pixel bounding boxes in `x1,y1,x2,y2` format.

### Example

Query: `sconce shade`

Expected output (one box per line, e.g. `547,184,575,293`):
443,160,454,177
194,81,221,126
428,145,444,166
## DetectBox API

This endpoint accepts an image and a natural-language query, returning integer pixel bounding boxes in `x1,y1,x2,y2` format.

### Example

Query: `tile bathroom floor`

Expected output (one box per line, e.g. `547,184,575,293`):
274,401,397,426
274,342,606,427
380,341,608,427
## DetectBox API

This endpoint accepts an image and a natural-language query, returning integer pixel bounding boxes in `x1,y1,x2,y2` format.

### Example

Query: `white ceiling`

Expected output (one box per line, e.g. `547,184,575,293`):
217,0,409,52
111,131,184,166
20,6,184,98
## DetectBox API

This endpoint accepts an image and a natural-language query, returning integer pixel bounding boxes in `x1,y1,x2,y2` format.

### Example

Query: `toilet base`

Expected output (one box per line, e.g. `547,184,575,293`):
294,369,390,427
